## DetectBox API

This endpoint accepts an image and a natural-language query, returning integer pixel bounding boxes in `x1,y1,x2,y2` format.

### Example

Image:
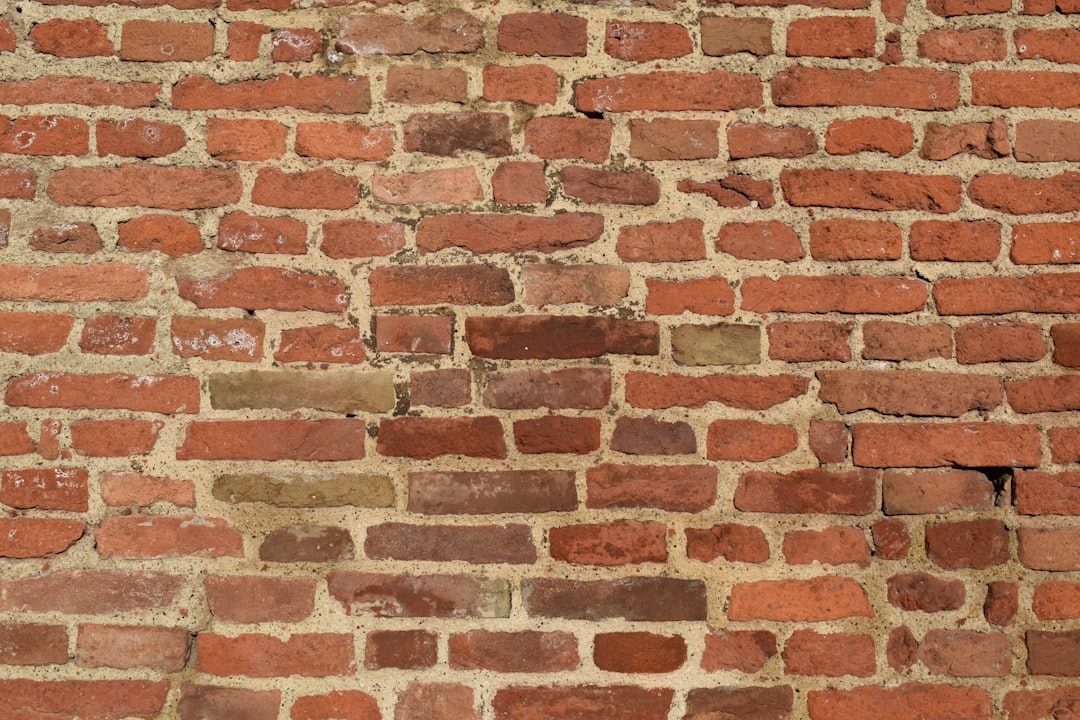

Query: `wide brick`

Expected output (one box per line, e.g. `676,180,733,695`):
386,64,466,104
701,16,773,56
484,65,559,106
0,680,169,720
174,74,370,113
769,321,851,362
79,314,155,355
887,572,965,611
409,470,577,514
784,630,875,677
450,631,579,672
1,467,87,510
1006,689,1080,720
728,122,816,159
7,372,197,413
0,115,89,156
371,265,511,306
206,576,316,623
707,419,797,461
955,320,1045,363
936,274,1080,314
702,630,777,673
119,213,202,256
618,218,706,262
1033,581,1080,619
630,119,720,160
77,625,189,672
365,523,536,564
809,219,900,260
783,527,870,567
742,276,927,313
328,572,510,618
735,469,878,514
586,464,716,511
862,321,952,360
97,515,243,559
208,370,393,413
366,630,437,669
0,312,73,354
611,416,696,455
260,524,353,563
782,168,960,212
418,212,603,254
120,20,213,61
825,117,914,157
646,277,736,316
0,570,181,614
0,518,84,558
969,172,1080,214
322,219,406,258
910,219,1001,261
686,523,769,563
295,121,392,161
605,20,691,60
337,12,483,55
549,520,667,566
196,633,352,678
494,687,671,720
807,684,991,720
1015,471,1080,514
213,472,391,508
672,323,760,366
97,118,184,157
515,415,600,454
0,623,68,665
715,220,804,261
1019,527,1080,570
292,691,379,720
178,267,347,312
252,167,358,210
1027,631,1080,676
852,422,1041,467
70,419,161,457
524,577,706,621
973,71,1080,108
884,470,994,514
216,211,306,255
178,419,367,461
1015,119,1080,162
787,16,875,58
626,372,808,410
483,368,610,410
525,116,611,163
729,576,873,621
404,112,510,157
818,370,1001,416
50,165,239,209
467,316,657,359
31,18,114,57
925,519,1009,569
498,13,587,56
576,71,762,112
918,29,1007,63
206,118,286,161
171,317,264,362
178,685,279,720
686,687,793,720
1008,375,1080,412
276,325,365,364
0,76,160,108
378,417,505,459
561,166,660,205
773,67,959,109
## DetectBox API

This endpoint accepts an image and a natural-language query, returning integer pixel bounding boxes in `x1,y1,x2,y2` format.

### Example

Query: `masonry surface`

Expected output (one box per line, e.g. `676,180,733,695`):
0,0,1079,716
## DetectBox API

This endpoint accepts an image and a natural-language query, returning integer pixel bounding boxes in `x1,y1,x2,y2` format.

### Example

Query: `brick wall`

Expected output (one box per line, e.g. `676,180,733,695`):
1,0,1079,716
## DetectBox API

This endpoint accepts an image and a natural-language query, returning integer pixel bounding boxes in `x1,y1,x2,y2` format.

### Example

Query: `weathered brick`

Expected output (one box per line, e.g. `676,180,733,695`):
467,316,658,359
853,422,1041,467
371,265,512,306
514,416,601,454
293,691,378,720
587,464,716,511
418,213,603,254
70,419,162,456
0,680,170,720
525,116,611,163
618,219,706,262
702,630,777,673
605,20,692,60
79,314,155,355
409,470,577,514
178,419,367,461
7,372,197,413
329,572,510,618
707,419,797,461
483,368,610,410
97,118,184,157
97,516,243,559
196,633,353,678
498,13,587,56
209,370,393,413
174,74,370,113
77,625,189,672
773,67,959,110
206,576,316,623
818,370,1001,416
1019,527,1080,570
925,519,1010,569
365,523,536,564
367,630,437,669
769,321,852,362
178,267,347,312
376,315,452,354
825,117,914,157
807,684,991,720
337,12,483,55
178,685,280,720
549,520,666,566
260,524,353,563
524,577,706,621
686,523,769,563
611,416,696,455
887,572,966,611
729,577,873,621
735,469,878,514
207,118,287,161
450,630,578,673
213,472,392,508
119,214,202,256
784,630,876,677
783,527,870,567
576,71,762,112
0,571,181,614
378,417,505,459
50,165,240,209
31,18,115,57
0,518,84,558
627,372,809,410
630,119,720,160
0,623,68,665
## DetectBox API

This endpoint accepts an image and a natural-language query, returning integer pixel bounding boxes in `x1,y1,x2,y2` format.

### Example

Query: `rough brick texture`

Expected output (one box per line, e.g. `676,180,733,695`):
0,0,1069,716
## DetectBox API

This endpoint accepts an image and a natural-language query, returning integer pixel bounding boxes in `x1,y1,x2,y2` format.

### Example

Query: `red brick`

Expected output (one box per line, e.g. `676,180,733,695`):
366,630,437,669
525,116,610,163
735,469,878,514
6,372,197,413
0,623,68,665
259,524,353,563
729,577,873,621
171,316,264,361
0,115,89,156
396,683,477,720
685,687,793,720
884,469,995,514
854,422,1040,467
768,321,852,362
629,119,720,160
862,321,952,360
371,265,511,307
954,320,1045,363
549,519,666,566
483,368,610,410
918,28,1006,63
120,20,213,61
677,175,775,208
807,684,991,720
1051,427,1080,461
271,28,321,62
774,66,958,109
101,472,194,508
974,70,1080,109
910,219,1000,261
418,212,603,254
743,275,927,313
497,13,586,56
728,122,816,159
979,581,1015,626
577,71,761,112
179,685,279,720
77,625,189,672
119,213,202,256
38,421,62,461
561,166,659,205
686,523,769,563
196,633,353,678
783,527,869,567
586,464,716,512
1020,527,1080,570
0,165,35,198
922,120,1010,160
611,416,695,455
493,687,672,720
1033,581,1080,620
626,372,809,409
378,417,505,459
408,470,577,515
522,264,628,306
1015,119,1080,161
322,219,406,258
618,218,706,262
78,314,155,355
809,219,901,260
936,273,1080,314
206,576,316,624
178,267,347,312
375,315,451,354
1005,689,1080,720
449,631,578,672
825,117,914,157
174,74,370,113
206,118,286,161
49,165,240,209
178,419,366,461
523,577,706,621
970,171,1080,214
715,220,804,261
70,419,161,456
925,519,1009,569
28,222,100,254
0,680,169,720
411,369,470,408
292,691,378,720
97,118,184,158
1015,27,1080,63
491,161,547,205
810,420,849,464
594,632,686,673
483,65,559,106
818,369,1001,416
0,570,181,614
918,630,1011,677
216,211,306,255
605,20,691,60
514,416,600,454
466,315,658,359
252,167,358,210
365,522,535,564
0,518,84,558
0,312,73,354
373,167,481,205
782,168,960,212
706,419,797,461
1015,470,1080,515
788,17,875,58
784,630,875,677
928,0,1010,12
97,515,243,559
0,422,33,456
1012,222,1080,264
887,572,966,611
30,18,114,57
226,21,266,61
645,277,735,316
328,572,510,618
0,19,10,52
336,12,483,55
295,122,393,161
404,112,511,157
0,76,159,108
1009,374,1080,412
702,630,777,673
